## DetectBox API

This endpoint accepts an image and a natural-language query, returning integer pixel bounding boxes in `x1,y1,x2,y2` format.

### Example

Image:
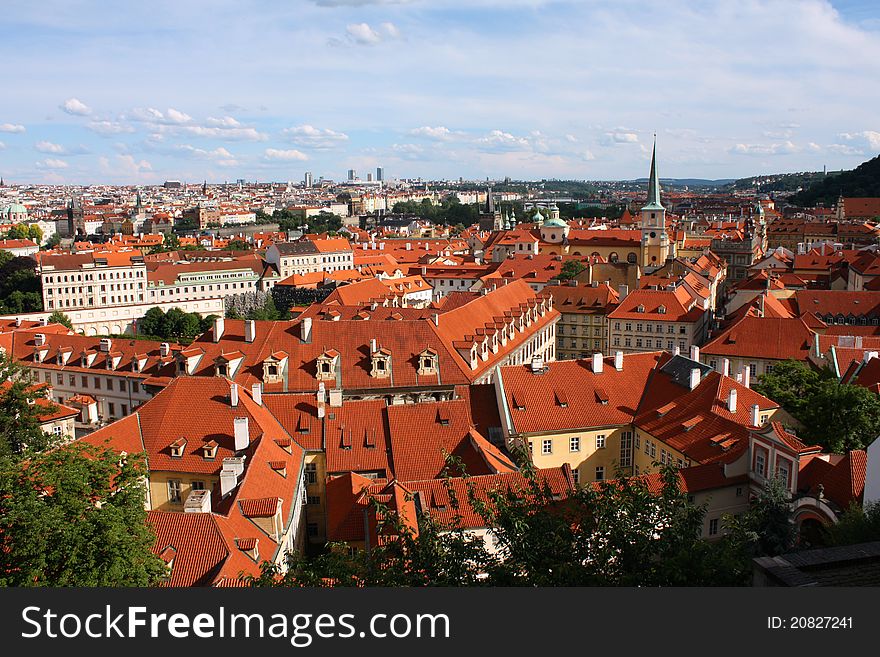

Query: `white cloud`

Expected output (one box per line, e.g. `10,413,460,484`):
36,158,69,169
264,148,309,161
173,145,236,160
838,130,880,150
0,141,5,150
282,124,349,149
87,120,135,135
601,131,639,145
410,126,454,140
206,116,242,128
565,134,579,143
0,123,25,133
730,141,798,155
476,130,532,151
345,22,401,46
60,98,91,116
130,107,192,125
35,140,65,154
827,143,864,156
180,125,267,141
107,155,153,177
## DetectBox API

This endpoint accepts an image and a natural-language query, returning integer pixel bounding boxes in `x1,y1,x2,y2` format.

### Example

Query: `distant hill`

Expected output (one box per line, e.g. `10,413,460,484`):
790,153,880,207
724,170,831,194
632,178,735,187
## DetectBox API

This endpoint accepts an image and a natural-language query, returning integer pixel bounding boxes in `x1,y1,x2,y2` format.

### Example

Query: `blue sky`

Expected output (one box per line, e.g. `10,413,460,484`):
0,0,879,184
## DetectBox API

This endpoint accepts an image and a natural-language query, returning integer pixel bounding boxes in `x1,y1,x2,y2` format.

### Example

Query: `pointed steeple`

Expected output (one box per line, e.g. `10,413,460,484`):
642,135,663,211
486,186,495,214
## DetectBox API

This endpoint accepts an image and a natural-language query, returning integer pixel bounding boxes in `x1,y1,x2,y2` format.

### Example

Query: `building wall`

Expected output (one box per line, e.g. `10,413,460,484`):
609,316,707,354
31,366,154,422
40,415,76,440
42,262,148,311
525,425,634,485
556,312,609,360
303,451,327,544
148,471,219,512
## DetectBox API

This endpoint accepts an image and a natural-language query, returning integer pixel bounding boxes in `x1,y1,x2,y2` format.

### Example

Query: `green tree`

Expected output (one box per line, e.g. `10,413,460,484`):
0,354,57,457
247,294,281,321
824,501,880,547
554,260,586,282
227,238,250,251
6,224,28,240
138,307,167,337
754,360,880,451
43,233,62,250
27,224,43,243
47,310,73,330
0,442,165,586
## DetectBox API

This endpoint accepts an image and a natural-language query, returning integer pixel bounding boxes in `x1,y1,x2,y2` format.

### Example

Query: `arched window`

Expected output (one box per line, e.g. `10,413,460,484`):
627,252,638,263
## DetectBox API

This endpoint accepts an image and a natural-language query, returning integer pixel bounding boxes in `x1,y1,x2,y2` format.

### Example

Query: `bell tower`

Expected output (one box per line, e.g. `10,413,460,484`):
641,136,669,271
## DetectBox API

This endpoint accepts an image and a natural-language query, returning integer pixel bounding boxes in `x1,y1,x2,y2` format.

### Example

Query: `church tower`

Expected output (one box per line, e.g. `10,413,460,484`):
640,137,669,271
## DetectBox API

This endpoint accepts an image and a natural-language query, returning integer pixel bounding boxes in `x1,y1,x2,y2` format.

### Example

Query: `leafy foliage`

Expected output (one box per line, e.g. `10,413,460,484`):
0,253,42,314
754,360,880,451
47,310,74,329
390,198,479,227
790,153,880,207
250,460,752,587
823,502,880,547
0,443,165,586
136,306,215,341
0,354,57,457
553,260,586,281
268,209,344,235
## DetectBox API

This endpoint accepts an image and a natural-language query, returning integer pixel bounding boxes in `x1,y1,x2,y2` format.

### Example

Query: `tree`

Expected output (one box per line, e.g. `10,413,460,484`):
6,224,28,240
27,224,43,243
754,360,880,451
0,354,57,457
0,255,42,314
251,459,743,588
554,260,586,282
43,233,62,250
0,442,165,586
227,238,250,251
719,474,796,577
138,307,167,337
47,310,73,330
824,501,880,547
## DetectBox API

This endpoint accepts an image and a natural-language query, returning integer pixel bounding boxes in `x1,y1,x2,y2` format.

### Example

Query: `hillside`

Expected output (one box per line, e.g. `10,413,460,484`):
725,170,830,193
790,153,880,207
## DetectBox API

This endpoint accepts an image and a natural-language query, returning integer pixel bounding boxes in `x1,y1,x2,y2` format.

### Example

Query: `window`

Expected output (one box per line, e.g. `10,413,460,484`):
94,377,101,389
595,434,606,449
191,481,205,491
119,379,126,392
650,442,656,459
305,462,317,484
777,458,792,488
307,523,319,537
570,436,580,452
52,425,63,436
755,451,766,478
107,402,115,417
595,466,605,481
307,496,321,506
708,519,719,536
736,487,743,497
167,479,182,504
542,439,552,455
634,434,640,450
571,468,580,485
749,363,757,377
620,431,633,468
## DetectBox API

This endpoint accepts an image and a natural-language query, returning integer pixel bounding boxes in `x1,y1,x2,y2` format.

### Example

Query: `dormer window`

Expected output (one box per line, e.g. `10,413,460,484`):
371,349,391,379
658,305,667,315
170,438,186,458
202,441,218,459
636,305,645,313
216,362,228,377
315,350,338,382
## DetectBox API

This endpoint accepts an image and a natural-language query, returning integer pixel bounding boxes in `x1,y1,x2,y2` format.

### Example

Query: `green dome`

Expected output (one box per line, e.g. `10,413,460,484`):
3,202,27,215
543,216,568,228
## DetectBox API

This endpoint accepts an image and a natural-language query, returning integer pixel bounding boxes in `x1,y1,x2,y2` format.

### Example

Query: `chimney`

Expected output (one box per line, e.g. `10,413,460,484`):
220,470,238,497
618,284,629,300
689,345,700,362
251,382,262,406
160,342,170,357
432,313,439,327
530,356,544,373
689,368,701,390
721,358,730,377
316,381,326,403
673,345,680,356
370,338,377,353
406,242,412,250
741,366,751,389
230,383,239,407
213,316,225,342
99,338,112,352
14,317,21,327
614,351,624,371
184,489,212,513
751,404,761,427
39,317,48,326
592,352,604,374
233,416,249,451
727,388,737,413
865,351,879,364
244,320,256,343
329,388,343,407
34,333,46,347
301,317,312,343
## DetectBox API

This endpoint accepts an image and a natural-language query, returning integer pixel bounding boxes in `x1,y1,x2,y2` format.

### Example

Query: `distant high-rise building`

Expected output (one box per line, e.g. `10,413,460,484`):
304,171,313,188
376,167,384,182
348,169,357,182
367,173,373,182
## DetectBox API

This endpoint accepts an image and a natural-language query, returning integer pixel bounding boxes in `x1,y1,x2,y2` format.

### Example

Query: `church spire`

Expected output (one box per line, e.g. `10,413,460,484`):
643,135,663,210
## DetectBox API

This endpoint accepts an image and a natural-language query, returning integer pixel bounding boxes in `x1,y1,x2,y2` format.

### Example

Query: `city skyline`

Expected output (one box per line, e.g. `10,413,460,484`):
1,0,880,184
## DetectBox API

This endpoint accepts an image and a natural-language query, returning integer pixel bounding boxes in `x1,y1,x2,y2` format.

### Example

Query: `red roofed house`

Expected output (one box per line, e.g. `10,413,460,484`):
607,285,709,354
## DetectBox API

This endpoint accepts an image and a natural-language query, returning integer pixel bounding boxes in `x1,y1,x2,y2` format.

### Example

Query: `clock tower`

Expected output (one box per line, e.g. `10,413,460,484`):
641,137,669,271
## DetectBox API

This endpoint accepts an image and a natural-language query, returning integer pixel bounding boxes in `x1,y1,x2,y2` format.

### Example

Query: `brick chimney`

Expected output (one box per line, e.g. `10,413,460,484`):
213,316,225,342
614,351,624,371
741,366,751,389
750,404,760,427
592,352,604,374
727,388,737,413
689,368,701,390
244,320,256,344
230,383,239,407
721,358,730,377
233,416,249,451
689,345,700,362
251,382,262,406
